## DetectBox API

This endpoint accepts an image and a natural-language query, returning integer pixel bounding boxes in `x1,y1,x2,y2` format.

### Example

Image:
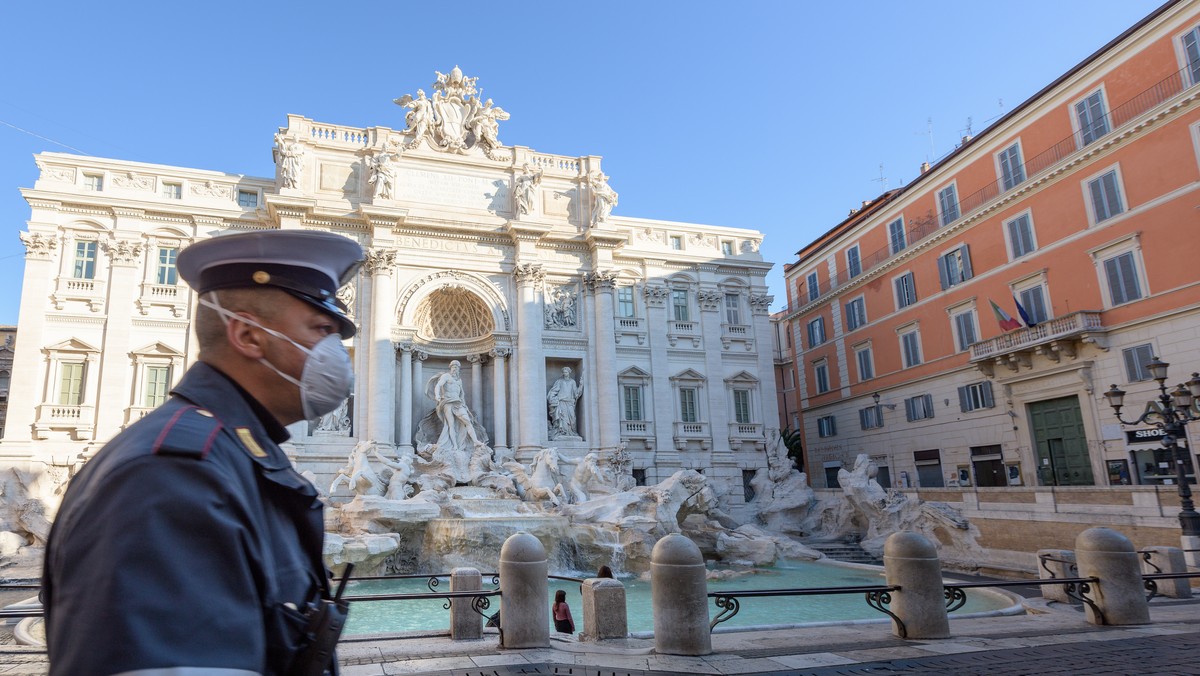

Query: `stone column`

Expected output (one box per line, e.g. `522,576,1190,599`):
412,350,427,437
468,353,484,418
643,285,678,475
749,293,780,433
450,567,483,640
1037,549,1078,603
498,532,549,649
513,264,546,456
1142,546,1191,599
651,533,711,656
581,578,627,641
364,248,397,449
490,348,510,461
1075,527,1151,625
587,271,620,450
95,233,143,441
8,232,59,444
883,532,950,639
397,343,414,453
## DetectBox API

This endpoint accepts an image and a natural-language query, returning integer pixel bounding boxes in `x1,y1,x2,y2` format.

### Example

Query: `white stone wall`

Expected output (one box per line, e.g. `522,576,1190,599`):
5,111,777,515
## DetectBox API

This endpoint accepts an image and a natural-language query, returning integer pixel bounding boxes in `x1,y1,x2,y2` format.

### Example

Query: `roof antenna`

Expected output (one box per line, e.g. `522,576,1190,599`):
872,163,888,192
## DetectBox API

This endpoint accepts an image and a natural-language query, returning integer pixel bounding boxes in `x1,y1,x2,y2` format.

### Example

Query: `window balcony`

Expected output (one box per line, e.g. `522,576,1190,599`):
614,316,647,345
673,421,711,450
728,421,766,449
124,406,155,427
51,277,107,312
969,310,1107,376
720,323,755,351
136,282,189,318
33,403,95,440
667,320,701,348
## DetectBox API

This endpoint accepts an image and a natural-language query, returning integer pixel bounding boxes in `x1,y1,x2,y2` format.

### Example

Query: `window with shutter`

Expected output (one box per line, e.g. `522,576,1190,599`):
998,143,1025,190
1103,252,1142,305
888,218,906,254
1088,170,1124,223
1184,26,1200,86
1007,214,1035,258
1076,90,1109,146
847,246,862,278
937,185,960,225
1122,344,1155,382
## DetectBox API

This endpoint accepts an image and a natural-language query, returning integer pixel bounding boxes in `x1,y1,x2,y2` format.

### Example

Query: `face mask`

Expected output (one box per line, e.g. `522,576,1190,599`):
201,295,354,420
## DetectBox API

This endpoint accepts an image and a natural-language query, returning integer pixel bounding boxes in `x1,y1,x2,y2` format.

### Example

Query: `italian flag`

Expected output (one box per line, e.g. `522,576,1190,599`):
990,299,1022,331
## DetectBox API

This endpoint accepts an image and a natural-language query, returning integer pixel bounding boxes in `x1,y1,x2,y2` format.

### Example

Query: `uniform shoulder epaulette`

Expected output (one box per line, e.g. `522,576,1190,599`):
151,406,224,460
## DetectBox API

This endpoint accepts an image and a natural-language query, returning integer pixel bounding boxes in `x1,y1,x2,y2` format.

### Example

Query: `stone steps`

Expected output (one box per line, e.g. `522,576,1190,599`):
805,541,881,565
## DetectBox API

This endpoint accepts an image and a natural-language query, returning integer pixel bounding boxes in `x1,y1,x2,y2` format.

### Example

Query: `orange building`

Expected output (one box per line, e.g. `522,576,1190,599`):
780,0,1200,493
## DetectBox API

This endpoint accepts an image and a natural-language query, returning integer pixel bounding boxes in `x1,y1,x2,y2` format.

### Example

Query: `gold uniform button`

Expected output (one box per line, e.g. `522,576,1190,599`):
195,409,214,417
253,271,271,284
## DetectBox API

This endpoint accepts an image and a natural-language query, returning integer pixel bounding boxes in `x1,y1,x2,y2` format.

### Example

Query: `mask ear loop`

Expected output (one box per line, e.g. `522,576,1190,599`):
199,292,307,389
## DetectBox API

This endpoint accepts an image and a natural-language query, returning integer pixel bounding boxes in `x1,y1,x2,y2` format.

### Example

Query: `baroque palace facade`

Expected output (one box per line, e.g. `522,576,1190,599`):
6,68,777,515
779,0,1200,497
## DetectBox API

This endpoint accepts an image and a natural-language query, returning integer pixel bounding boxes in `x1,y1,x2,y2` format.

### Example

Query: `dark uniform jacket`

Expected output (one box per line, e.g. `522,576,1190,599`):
43,362,330,676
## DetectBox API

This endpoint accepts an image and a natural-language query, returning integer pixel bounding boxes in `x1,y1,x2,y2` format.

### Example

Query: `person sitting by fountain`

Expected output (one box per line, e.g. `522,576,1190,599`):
552,589,575,634
597,565,614,579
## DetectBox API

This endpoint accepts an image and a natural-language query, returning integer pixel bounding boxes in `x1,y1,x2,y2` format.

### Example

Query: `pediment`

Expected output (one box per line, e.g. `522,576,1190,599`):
43,338,100,354
724,370,760,384
670,368,706,382
131,341,185,358
618,366,651,379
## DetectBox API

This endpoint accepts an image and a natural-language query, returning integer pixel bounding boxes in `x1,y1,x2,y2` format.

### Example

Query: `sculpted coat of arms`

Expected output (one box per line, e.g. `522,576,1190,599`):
393,66,510,157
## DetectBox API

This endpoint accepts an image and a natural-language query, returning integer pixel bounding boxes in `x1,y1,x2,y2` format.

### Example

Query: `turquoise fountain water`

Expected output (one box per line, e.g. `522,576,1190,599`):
342,560,1014,636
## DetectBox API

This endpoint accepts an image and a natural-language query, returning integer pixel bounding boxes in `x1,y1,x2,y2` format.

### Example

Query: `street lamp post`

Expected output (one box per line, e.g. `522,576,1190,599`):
1103,357,1200,563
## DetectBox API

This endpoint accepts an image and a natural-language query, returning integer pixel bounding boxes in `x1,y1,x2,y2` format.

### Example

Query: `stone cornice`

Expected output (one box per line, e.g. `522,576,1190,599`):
505,219,553,243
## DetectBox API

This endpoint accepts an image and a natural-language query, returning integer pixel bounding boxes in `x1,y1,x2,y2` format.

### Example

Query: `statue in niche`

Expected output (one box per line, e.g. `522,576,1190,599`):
274,133,305,189
547,367,583,440
414,360,492,484
367,144,400,199
313,397,351,434
513,163,543,216
543,285,577,329
588,171,618,227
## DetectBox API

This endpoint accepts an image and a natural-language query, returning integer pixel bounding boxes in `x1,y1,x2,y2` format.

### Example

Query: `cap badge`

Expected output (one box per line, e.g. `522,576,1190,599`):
252,271,271,284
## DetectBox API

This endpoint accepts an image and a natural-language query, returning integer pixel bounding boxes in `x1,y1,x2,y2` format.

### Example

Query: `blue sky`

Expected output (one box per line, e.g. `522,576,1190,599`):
0,0,1166,326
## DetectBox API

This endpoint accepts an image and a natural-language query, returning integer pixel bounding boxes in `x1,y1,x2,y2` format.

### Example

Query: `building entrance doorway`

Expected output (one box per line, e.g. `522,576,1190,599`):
1029,396,1094,486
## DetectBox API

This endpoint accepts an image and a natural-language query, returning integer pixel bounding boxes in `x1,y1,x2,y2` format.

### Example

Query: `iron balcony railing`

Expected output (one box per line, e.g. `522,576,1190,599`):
795,64,1197,311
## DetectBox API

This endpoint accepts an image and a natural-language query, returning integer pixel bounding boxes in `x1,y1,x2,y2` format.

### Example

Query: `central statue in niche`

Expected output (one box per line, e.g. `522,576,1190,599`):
414,359,492,485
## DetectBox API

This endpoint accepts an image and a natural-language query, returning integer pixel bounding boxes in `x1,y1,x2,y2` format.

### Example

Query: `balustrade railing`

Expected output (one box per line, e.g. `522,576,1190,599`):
620,420,654,437
969,311,1104,361
674,421,709,438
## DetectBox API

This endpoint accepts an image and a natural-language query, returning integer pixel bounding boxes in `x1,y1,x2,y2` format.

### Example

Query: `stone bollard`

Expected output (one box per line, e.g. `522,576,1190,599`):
1074,528,1150,625
1141,546,1192,599
651,533,712,656
498,532,549,648
1037,549,1078,603
580,578,628,641
450,567,483,639
883,532,950,639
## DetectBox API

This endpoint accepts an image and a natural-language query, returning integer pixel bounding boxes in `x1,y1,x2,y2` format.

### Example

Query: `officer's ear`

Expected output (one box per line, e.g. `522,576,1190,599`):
224,312,269,360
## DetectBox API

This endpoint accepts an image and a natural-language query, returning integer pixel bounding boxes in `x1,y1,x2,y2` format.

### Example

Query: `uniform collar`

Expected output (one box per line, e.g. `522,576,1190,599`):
170,362,292,467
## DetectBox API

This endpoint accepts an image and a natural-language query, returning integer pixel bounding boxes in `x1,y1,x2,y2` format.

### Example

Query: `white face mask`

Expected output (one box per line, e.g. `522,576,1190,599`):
201,295,354,420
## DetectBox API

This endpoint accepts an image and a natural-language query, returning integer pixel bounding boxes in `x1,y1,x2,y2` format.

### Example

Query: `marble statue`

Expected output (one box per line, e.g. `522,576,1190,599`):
588,171,618,227
330,441,386,497
466,98,509,152
543,285,577,329
432,360,488,454
513,163,543,216
547,367,583,439
566,452,616,503
274,133,304,189
367,145,399,200
395,89,433,146
374,450,415,500
393,68,510,156
504,447,567,505
314,397,351,433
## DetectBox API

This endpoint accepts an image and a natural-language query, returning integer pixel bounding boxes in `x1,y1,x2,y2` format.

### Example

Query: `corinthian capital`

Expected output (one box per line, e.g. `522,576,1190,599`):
19,232,58,260
584,269,619,291
363,247,398,275
101,237,144,266
513,263,545,285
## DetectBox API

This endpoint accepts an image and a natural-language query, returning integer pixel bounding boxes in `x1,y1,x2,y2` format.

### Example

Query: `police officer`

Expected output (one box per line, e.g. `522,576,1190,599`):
43,230,364,675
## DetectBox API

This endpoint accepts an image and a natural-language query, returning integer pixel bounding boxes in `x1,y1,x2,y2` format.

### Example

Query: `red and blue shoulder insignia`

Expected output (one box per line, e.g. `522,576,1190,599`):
151,406,223,460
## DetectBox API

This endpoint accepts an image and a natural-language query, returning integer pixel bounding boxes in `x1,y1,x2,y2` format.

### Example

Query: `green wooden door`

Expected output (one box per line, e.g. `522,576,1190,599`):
1029,396,1094,486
